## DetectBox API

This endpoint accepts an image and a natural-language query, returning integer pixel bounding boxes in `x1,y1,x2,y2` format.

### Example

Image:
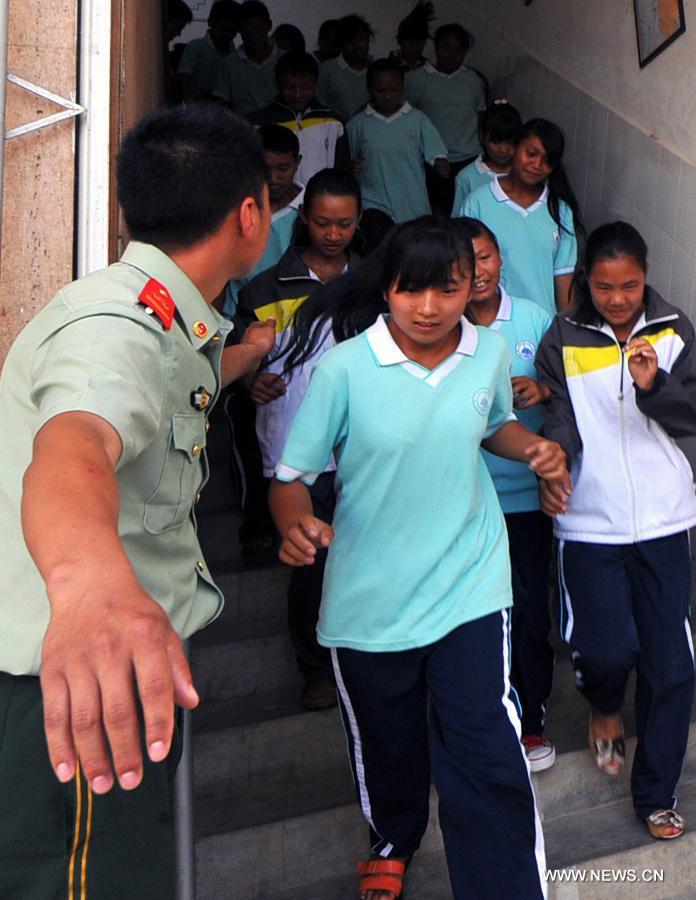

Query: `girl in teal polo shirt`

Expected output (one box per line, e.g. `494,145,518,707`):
461,118,584,316
269,217,568,899
462,216,556,776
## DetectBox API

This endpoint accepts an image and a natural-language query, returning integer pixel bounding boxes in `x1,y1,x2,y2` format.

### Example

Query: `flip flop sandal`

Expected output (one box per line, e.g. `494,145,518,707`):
589,717,625,775
647,809,686,840
357,858,406,898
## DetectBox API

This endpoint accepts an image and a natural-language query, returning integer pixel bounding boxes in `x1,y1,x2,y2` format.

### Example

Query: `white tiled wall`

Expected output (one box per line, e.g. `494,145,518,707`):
494,53,696,322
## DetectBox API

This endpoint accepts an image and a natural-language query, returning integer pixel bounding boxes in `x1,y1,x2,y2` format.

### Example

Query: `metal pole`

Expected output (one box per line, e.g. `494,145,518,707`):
76,0,110,277
175,641,196,900
0,0,10,287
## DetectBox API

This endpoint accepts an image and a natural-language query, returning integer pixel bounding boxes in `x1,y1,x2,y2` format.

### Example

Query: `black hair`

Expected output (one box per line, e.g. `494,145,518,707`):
117,104,265,251
280,216,473,376
238,0,270,25
479,100,522,145
273,24,306,54
572,221,648,325
208,0,239,26
275,50,319,81
517,118,585,237
434,23,472,51
317,19,340,42
337,14,375,47
302,167,362,215
259,123,300,159
367,57,405,89
397,1,434,41
169,0,193,27
456,216,500,249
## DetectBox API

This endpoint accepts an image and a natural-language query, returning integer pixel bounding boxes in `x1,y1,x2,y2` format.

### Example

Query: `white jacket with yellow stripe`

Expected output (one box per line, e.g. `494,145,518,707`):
535,288,696,543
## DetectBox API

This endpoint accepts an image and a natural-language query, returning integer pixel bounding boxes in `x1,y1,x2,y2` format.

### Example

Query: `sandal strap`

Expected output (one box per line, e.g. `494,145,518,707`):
357,859,406,896
648,809,685,828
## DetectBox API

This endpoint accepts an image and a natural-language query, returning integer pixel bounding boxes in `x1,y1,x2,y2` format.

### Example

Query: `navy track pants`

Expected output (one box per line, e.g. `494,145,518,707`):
331,610,547,899
557,532,695,819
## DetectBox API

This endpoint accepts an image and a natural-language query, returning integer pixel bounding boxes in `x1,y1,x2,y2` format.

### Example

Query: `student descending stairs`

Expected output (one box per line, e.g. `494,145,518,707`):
190,412,696,900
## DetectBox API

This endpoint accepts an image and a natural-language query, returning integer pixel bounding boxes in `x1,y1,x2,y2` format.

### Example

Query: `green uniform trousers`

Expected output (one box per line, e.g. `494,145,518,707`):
0,672,181,900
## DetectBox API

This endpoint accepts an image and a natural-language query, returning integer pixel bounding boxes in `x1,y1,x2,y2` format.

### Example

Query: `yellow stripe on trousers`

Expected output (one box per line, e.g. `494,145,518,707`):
68,762,93,900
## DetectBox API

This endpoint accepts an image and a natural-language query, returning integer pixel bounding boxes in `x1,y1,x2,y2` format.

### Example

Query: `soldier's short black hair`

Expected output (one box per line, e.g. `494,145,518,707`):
117,104,266,251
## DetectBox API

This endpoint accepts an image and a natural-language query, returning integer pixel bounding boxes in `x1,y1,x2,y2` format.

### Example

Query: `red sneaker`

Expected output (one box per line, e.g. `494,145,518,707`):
521,734,556,773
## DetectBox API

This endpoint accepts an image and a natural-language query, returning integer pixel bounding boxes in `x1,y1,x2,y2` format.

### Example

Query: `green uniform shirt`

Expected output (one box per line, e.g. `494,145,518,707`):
0,242,232,676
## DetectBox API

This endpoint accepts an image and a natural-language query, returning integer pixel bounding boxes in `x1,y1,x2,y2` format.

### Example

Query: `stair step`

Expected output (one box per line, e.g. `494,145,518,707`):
191,615,302,702
207,566,290,625
194,705,343,795
193,726,696,899
195,781,444,900
270,852,451,900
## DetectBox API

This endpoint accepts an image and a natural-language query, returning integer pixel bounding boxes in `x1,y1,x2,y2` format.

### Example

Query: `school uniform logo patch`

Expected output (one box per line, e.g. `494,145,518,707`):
516,340,536,361
473,388,491,416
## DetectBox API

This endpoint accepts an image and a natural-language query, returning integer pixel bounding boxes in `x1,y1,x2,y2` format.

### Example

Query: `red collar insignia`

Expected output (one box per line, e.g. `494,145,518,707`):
138,278,175,329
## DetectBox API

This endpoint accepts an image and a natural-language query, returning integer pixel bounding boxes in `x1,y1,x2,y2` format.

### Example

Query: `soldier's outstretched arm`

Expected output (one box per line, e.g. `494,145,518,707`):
22,410,199,795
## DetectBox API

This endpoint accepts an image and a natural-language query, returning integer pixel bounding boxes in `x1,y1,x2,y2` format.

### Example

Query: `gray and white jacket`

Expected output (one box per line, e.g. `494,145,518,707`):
535,288,696,543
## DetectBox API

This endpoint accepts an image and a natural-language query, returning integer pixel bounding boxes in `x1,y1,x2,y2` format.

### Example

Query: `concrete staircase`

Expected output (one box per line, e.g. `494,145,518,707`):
192,417,696,899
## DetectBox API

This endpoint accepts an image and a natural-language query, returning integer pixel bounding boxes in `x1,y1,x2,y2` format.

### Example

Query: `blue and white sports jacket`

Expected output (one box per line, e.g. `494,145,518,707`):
535,288,696,543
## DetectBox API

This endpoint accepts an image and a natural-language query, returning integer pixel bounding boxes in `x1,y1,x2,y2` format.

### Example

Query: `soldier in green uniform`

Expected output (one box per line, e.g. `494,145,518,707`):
0,104,274,898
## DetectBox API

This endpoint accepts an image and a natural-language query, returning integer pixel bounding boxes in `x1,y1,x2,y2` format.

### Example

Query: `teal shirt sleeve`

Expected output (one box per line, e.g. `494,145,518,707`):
462,190,480,220
418,110,448,163
483,341,515,439
452,169,468,216
553,200,577,276
30,312,165,468
345,115,361,158
275,357,349,484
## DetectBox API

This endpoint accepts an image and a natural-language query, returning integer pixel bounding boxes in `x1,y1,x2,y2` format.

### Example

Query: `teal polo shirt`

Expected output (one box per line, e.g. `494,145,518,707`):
479,288,552,513
223,184,304,318
276,314,516,652
216,45,280,116
463,179,577,317
177,34,235,99
405,63,486,161
451,154,504,216
317,55,370,122
346,103,447,222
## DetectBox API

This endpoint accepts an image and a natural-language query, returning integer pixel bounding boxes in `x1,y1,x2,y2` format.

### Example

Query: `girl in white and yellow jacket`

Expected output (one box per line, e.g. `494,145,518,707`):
536,220,696,841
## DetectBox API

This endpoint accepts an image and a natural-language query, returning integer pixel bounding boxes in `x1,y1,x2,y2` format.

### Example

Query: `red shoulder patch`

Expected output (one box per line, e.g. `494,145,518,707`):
138,278,175,330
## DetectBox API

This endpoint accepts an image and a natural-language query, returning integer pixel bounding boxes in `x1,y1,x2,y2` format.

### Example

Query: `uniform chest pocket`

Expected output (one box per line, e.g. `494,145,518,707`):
144,413,206,535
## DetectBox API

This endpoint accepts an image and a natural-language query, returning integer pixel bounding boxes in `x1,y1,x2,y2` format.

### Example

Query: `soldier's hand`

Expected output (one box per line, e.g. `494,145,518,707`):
242,317,276,359
40,578,198,794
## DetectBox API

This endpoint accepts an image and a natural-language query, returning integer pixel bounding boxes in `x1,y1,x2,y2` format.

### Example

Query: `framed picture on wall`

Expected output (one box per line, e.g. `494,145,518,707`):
634,0,686,68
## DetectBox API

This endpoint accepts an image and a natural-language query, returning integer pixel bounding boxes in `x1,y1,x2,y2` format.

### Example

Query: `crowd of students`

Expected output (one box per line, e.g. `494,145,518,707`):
168,3,696,898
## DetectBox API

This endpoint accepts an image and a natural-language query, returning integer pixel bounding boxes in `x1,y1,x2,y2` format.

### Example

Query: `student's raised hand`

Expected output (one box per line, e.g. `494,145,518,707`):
433,158,450,179
351,154,365,176
242,317,276,359
525,437,567,482
251,372,287,405
625,337,658,391
511,376,550,409
279,514,334,566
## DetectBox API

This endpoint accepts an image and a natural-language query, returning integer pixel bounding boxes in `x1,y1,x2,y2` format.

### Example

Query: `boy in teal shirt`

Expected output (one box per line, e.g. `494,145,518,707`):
346,58,448,245
224,124,303,318
216,0,279,116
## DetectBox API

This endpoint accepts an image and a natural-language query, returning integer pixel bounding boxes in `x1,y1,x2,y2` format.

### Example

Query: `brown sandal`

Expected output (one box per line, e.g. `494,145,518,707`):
357,857,406,898
647,809,686,840
588,715,625,775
